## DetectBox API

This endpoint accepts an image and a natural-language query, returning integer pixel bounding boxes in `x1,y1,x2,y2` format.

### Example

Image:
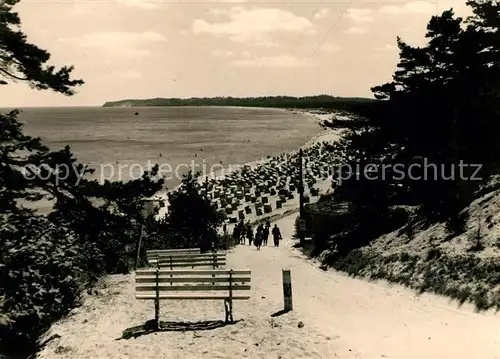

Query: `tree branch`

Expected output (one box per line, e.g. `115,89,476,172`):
0,67,28,81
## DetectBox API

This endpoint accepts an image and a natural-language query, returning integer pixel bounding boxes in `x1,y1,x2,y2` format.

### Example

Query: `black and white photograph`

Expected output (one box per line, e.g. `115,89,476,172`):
1,0,499,358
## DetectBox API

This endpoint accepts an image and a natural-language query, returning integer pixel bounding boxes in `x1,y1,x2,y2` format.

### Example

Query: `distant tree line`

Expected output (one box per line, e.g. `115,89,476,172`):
102,95,376,111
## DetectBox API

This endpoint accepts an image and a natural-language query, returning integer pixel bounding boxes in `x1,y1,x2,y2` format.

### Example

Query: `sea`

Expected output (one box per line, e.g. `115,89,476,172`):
10,106,321,194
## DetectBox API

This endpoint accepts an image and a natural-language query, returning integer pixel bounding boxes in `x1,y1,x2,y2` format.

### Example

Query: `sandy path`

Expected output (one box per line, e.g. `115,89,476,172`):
37,212,499,359
37,230,337,358
247,215,500,359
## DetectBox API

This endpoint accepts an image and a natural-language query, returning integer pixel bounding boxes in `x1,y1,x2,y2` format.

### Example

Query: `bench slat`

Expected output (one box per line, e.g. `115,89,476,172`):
149,262,226,269
149,260,225,264
148,256,226,262
136,294,251,300
147,253,226,257
147,248,201,252
149,259,225,263
155,258,226,263
152,263,226,267
136,269,251,276
136,276,251,283
147,250,225,255
136,284,251,291
159,261,226,267
148,252,226,257
151,258,226,263
155,263,226,267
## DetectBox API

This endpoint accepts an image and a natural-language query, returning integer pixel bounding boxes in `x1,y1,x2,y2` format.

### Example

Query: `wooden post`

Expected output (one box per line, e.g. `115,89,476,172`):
298,149,304,218
212,250,216,285
135,224,145,270
298,149,305,247
136,198,154,269
154,255,160,329
224,269,234,323
282,269,293,311
169,255,173,285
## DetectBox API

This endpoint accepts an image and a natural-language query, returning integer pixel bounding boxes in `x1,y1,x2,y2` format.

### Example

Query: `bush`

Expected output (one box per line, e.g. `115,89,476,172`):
0,215,100,354
388,207,410,228
330,249,374,276
0,6,168,356
0,111,164,356
446,211,469,236
165,171,226,252
399,252,411,261
425,248,442,261
218,234,237,250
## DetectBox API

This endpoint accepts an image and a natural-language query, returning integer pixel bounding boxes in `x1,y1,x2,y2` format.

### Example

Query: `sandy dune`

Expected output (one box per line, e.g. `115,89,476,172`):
272,215,500,359
37,212,499,359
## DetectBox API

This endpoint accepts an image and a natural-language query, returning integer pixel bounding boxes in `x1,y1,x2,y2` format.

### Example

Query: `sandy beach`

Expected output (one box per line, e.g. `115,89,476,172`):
154,109,340,221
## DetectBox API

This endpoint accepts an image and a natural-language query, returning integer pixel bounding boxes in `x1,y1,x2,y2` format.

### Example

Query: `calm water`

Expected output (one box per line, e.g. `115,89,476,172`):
13,106,320,190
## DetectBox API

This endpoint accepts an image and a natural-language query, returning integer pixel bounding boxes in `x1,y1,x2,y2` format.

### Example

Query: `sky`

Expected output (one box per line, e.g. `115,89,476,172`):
0,0,471,107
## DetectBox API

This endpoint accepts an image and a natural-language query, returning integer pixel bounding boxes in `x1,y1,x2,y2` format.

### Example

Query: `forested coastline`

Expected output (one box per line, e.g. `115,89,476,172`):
101,95,375,111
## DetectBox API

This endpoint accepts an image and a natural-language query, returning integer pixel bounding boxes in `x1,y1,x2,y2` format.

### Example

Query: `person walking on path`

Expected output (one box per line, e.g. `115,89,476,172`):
272,224,282,247
237,219,245,244
240,223,247,244
255,225,263,250
232,222,241,242
263,223,270,246
246,222,253,246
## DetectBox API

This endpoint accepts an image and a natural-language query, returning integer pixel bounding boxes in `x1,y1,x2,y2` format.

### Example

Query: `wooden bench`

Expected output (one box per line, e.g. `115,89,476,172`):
135,267,251,327
146,248,210,263
146,249,226,269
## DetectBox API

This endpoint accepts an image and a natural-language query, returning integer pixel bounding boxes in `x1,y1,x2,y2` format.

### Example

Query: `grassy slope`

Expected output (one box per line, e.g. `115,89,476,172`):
321,180,500,311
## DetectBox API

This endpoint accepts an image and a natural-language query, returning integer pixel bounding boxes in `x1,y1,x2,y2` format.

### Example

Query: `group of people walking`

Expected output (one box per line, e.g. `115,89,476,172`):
232,219,282,249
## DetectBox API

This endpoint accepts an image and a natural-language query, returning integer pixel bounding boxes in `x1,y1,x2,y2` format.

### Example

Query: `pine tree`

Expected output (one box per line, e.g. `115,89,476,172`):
325,0,500,225
0,0,83,93
166,171,225,252
0,1,165,355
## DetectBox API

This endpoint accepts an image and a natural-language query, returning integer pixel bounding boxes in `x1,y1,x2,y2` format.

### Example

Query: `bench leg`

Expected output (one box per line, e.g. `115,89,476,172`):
154,297,160,330
224,299,233,324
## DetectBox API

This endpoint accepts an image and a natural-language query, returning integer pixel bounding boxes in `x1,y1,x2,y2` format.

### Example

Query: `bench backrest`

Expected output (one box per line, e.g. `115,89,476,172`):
147,248,208,256
146,248,225,260
147,251,226,267
151,254,226,268
135,269,251,300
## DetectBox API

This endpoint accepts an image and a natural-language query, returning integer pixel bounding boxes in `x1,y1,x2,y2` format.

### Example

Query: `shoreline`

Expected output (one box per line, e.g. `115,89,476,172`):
154,109,342,220
24,108,339,216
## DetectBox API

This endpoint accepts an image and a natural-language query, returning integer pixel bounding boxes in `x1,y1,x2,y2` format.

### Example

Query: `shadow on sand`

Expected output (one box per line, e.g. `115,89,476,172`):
119,319,242,340
270,308,291,317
